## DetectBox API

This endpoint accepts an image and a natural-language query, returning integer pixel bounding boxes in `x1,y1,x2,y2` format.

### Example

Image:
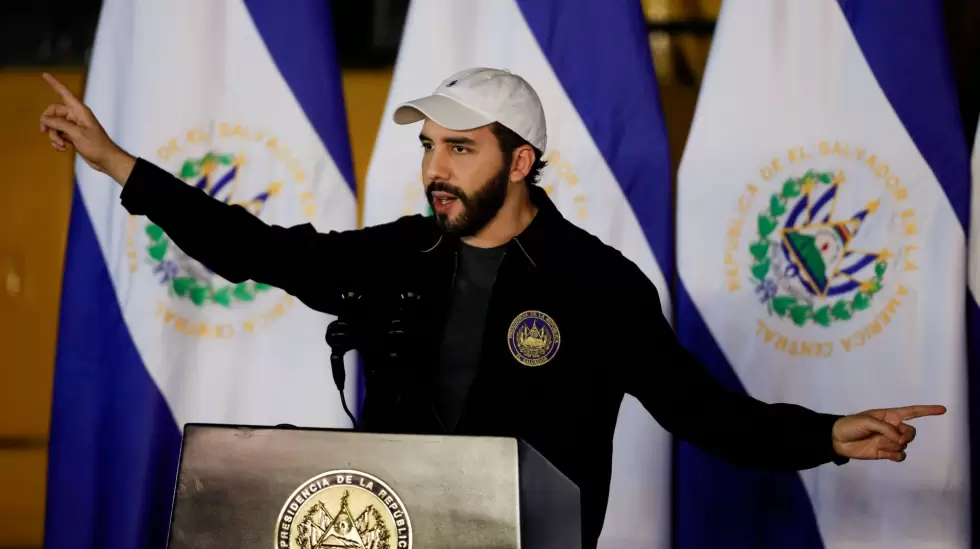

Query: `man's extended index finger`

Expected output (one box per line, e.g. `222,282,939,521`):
42,72,84,109
895,405,947,420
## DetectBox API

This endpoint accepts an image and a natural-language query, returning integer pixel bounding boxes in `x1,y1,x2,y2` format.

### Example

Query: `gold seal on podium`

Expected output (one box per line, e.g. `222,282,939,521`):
275,470,412,549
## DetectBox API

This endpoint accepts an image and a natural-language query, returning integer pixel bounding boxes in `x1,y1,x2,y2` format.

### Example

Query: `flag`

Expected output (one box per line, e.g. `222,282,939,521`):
363,1,674,547
970,116,980,541
45,2,357,548
676,1,971,547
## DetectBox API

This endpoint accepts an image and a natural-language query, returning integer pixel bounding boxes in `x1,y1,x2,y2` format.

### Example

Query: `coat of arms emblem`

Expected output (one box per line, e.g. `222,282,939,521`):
276,470,412,549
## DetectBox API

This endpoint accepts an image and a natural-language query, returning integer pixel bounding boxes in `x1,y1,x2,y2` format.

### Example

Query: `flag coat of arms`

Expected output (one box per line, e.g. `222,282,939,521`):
46,2,357,548
363,1,674,547
676,1,971,547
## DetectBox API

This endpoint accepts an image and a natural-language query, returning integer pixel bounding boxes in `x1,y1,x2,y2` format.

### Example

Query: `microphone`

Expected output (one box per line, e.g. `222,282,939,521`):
325,291,364,427
384,291,422,362
325,289,424,430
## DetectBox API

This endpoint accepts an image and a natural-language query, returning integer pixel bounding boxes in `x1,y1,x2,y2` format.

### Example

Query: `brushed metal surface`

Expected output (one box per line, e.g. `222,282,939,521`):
168,424,523,549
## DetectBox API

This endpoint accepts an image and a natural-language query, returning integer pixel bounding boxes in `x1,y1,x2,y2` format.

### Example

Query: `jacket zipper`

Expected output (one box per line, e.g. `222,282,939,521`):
450,251,459,289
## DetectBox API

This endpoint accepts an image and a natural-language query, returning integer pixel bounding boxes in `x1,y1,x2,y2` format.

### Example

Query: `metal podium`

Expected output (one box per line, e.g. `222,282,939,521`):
166,423,581,549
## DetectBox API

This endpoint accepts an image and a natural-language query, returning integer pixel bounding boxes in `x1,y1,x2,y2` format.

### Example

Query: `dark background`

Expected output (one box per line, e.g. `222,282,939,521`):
2,0,978,144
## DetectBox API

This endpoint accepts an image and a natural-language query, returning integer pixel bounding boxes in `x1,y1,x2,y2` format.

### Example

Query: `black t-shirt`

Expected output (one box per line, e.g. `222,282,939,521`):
435,241,507,430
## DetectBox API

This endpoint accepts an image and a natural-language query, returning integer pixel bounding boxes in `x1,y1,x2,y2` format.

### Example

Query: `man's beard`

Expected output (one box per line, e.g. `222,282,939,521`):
426,165,510,237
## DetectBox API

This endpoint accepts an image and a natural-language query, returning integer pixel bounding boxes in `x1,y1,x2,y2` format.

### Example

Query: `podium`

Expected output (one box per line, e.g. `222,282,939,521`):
166,423,581,549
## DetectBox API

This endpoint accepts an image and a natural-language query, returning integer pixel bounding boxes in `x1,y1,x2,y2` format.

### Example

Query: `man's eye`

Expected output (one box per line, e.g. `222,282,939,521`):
452,145,468,153
421,142,433,150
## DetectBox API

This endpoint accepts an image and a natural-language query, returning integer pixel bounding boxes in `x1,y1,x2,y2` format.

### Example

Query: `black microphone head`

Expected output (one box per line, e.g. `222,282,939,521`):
332,289,370,324
397,291,421,312
338,289,363,307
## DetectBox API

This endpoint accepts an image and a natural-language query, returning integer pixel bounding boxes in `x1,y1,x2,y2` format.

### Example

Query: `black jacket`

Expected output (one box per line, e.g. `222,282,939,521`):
120,157,846,548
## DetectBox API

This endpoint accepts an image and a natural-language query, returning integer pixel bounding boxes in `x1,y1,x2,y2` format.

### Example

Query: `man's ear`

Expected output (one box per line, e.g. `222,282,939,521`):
510,144,535,183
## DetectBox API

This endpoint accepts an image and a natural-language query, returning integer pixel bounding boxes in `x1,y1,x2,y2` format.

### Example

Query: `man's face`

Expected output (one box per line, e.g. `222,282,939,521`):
420,119,511,236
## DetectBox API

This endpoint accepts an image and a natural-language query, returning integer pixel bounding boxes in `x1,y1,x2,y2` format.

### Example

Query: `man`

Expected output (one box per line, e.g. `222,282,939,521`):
39,68,944,548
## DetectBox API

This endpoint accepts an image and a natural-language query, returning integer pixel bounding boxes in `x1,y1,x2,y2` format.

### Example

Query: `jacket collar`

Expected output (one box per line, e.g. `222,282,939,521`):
508,184,562,268
419,184,565,269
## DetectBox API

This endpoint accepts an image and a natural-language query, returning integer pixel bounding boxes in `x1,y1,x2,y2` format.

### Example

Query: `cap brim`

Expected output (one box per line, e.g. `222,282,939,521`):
393,94,495,130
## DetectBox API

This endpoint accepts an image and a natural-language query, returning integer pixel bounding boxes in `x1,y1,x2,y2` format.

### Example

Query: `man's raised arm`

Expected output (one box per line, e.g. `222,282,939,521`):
39,72,367,314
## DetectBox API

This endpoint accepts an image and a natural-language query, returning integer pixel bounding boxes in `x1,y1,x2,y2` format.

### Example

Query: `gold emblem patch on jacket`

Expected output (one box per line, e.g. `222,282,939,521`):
507,310,561,366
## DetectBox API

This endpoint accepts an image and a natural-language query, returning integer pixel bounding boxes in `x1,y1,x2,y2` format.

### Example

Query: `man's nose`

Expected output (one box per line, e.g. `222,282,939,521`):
424,146,451,182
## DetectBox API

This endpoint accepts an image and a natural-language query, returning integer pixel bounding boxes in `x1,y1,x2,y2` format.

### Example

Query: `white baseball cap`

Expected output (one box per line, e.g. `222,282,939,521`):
393,67,547,151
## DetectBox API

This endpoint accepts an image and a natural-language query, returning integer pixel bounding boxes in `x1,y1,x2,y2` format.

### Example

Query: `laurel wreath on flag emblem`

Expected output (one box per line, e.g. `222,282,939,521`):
143,152,273,308
747,169,889,327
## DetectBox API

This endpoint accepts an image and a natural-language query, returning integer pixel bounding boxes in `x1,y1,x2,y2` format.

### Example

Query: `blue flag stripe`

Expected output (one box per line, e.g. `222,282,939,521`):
45,184,182,549
837,0,971,230
674,283,825,549
513,0,674,279
244,0,356,192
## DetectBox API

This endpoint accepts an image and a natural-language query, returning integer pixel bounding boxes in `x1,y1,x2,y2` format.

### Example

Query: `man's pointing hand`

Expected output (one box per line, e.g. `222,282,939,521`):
831,405,946,462
39,72,135,185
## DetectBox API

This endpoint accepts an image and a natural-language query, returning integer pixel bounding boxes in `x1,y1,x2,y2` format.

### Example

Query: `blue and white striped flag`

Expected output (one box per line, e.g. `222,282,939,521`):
45,2,357,548
363,1,674,547
676,1,971,547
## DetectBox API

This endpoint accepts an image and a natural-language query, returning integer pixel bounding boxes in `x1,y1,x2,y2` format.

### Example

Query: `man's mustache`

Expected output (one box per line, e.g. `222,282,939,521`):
426,181,469,203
